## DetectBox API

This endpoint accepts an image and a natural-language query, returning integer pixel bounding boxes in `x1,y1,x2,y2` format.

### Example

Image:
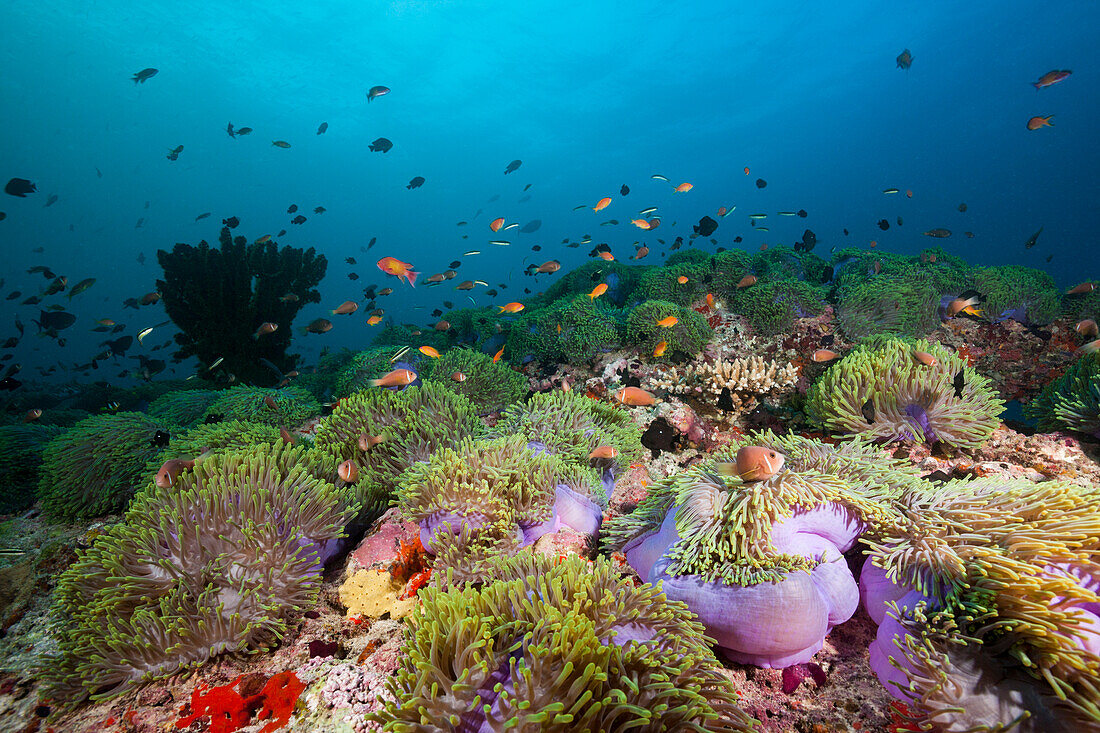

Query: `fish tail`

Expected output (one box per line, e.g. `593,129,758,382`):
405,270,419,287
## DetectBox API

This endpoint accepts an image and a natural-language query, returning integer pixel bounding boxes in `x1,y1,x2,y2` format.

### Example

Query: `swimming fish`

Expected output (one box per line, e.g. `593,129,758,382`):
373,368,416,388
656,316,679,327
331,300,358,315
303,318,333,334
615,387,656,406
504,159,522,174
369,137,393,153
593,197,612,212
1024,226,1043,249
377,257,418,286
418,346,441,358
923,228,951,238
498,302,524,314
367,85,390,101
719,446,785,481
896,49,912,70
589,283,608,299
4,178,36,197
132,68,158,83
652,341,667,357
407,176,425,189
272,140,291,148
1027,115,1054,130
316,122,328,135
589,446,619,460
155,458,196,488
737,275,757,289
1032,70,1071,89
812,349,839,362
673,182,693,193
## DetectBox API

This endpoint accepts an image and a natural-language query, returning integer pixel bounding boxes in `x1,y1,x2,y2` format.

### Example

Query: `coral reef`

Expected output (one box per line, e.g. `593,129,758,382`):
1024,353,1100,437
41,441,353,703
0,424,63,514
647,354,799,422
423,347,528,414
201,385,320,429
506,294,622,365
727,279,826,336
156,226,327,386
604,431,916,668
971,264,1062,326
333,347,400,398
806,336,1004,448
835,274,943,341
862,476,1100,731
37,412,171,519
370,553,757,731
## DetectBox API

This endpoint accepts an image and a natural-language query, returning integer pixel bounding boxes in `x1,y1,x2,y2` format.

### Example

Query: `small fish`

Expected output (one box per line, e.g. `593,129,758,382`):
67,278,96,299
1032,69,1071,89
368,137,393,153
593,197,612,212
597,251,615,262
493,346,505,363
23,408,42,423
489,240,511,246
535,260,561,274
316,122,328,135
44,194,58,207
589,445,619,460
418,346,441,358
314,206,326,214
377,256,418,286
812,349,839,363
633,247,649,260
631,219,652,229
656,316,679,327
223,216,240,228
1024,226,1043,249
338,460,359,483
434,320,451,331
279,293,300,303
209,356,225,370
235,127,252,135
755,178,767,189
504,159,522,174
946,293,982,318
451,371,466,382
253,322,278,339
912,351,937,366
407,176,425,189
498,302,524,314
957,203,967,213
923,228,951,238
367,85,391,102
718,446,785,482
132,67,158,83
952,370,966,399
861,398,875,425
673,182,693,193
1027,115,1054,130
615,387,656,406
137,326,154,344
1076,319,1099,338
896,49,912,70
1079,339,1100,355
303,318,333,334
366,315,383,325
737,275,757,289
651,174,669,182
195,213,212,222
490,217,505,232
652,341,667,357
373,368,416,388
331,300,358,315
589,283,608,299
882,188,899,195
272,140,291,148
620,184,630,196
155,458,196,488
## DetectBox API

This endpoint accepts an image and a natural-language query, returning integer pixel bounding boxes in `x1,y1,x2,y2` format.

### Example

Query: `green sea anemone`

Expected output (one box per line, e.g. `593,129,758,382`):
1023,353,1100,437
635,262,711,306
970,265,1061,326
835,274,943,340
333,347,398,398
423,347,528,414
312,383,483,520
751,245,831,284
541,260,643,307
0,424,63,514
201,385,320,428
370,553,757,732
41,441,354,703
38,412,172,519
147,389,221,428
727,279,826,336
506,295,622,365
806,336,1003,449
625,300,712,357
495,390,643,484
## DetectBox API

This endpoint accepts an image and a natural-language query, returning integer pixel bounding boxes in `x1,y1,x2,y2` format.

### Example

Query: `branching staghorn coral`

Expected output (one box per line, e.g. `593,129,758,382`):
41,441,354,703
495,390,643,493
37,412,172,519
147,389,222,428
603,431,915,668
1023,353,1100,438
370,553,758,732
398,436,603,581
312,382,483,521
0,424,63,513
861,477,1100,732
201,385,320,429
423,347,528,414
806,336,1004,449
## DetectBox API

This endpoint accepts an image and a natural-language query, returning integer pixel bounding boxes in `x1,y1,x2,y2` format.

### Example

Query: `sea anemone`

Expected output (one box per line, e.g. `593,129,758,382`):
625,300,713,357
334,347,400,398
398,436,603,580
0,424,63,514
423,347,528,414
41,441,354,703
369,553,757,732
970,264,1061,326
146,389,222,428
603,431,913,668
1023,353,1100,438
861,476,1100,731
506,295,622,365
201,385,320,428
727,279,826,336
835,274,944,340
312,382,483,520
806,336,1004,449
37,412,172,519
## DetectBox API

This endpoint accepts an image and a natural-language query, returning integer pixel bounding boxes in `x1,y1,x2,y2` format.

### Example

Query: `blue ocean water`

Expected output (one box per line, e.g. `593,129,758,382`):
1,0,1097,378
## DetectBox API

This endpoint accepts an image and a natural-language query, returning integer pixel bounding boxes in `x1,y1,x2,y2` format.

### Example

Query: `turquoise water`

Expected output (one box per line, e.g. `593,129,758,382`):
1,0,1097,376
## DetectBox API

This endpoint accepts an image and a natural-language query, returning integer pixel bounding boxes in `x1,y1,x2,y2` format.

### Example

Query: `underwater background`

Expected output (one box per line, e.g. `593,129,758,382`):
1,0,1098,376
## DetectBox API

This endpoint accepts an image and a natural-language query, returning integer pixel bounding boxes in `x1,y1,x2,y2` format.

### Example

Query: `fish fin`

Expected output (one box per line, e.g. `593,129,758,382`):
405,270,418,287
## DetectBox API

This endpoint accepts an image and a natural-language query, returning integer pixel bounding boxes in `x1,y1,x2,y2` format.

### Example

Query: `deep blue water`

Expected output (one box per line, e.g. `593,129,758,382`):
2,0,1097,380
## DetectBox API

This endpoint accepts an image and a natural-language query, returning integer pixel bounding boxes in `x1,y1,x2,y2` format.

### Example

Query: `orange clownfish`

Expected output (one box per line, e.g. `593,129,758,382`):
372,368,417,387
614,387,656,406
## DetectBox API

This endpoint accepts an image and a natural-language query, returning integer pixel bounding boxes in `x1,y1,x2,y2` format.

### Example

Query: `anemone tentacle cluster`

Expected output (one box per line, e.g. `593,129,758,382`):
806,336,1004,448
370,553,758,732
604,431,916,668
42,441,354,703
200,385,320,428
1024,352,1100,438
423,346,528,414
861,476,1100,732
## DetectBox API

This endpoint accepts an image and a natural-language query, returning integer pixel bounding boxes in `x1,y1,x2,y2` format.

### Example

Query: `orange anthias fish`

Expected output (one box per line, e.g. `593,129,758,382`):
372,368,417,387
744,167,750,175
418,346,441,358
717,206,727,217
1033,69,1071,89
673,182,693,193
376,256,419,286
1027,115,1054,130
490,217,505,232
614,387,656,406
493,346,505,363
652,340,668,357
597,251,615,261
367,315,383,326
677,276,689,284
331,300,358,315
593,197,612,212
631,219,652,229
705,293,715,309
589,283,607,299
729,446,785,481
656,316,679,327
498,302,524,314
